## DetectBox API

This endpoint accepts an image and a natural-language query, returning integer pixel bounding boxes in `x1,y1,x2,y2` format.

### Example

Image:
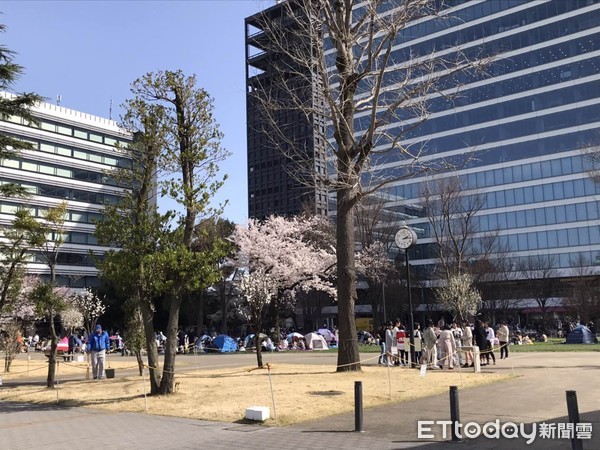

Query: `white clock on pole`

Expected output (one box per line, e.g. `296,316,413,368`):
395,227,417,249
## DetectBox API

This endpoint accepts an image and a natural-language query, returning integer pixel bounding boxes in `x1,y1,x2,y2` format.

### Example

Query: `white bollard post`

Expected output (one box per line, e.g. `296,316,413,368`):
473,346,481,373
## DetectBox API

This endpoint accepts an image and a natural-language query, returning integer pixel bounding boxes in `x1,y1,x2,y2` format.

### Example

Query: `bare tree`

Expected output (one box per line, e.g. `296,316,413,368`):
516,255,559,331
423,176,487,280
355,194,399,329
422,175,513,322
478,256,520,323
248,0,490,371
566,254,600,325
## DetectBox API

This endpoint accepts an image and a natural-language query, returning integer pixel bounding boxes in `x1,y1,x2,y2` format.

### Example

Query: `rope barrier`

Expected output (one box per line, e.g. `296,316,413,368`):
2,341,513,380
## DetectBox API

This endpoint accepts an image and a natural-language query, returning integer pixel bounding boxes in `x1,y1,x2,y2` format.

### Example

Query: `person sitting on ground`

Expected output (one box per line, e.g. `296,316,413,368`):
298,337,306,351
523,334,533,345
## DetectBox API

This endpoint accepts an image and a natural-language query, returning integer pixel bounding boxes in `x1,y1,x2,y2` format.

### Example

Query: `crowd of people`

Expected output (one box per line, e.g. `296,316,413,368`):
375,318,516,370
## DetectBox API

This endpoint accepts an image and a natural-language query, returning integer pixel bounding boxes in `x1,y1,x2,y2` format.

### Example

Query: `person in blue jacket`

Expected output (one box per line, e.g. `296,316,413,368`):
86,324,110,379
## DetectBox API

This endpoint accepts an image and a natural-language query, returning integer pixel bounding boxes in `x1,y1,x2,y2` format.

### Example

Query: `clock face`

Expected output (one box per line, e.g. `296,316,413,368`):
395,228,415,249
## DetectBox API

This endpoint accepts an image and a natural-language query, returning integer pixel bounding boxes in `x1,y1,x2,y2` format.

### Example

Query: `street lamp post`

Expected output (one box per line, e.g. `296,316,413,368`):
394,226,418,368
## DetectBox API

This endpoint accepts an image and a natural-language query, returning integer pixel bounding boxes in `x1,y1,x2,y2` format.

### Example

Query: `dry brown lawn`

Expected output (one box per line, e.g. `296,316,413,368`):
0,357,513,426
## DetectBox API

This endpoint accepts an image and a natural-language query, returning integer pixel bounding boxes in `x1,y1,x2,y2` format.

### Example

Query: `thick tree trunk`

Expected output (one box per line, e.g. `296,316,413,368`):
255,334,263,368
47,313,58,387
158,295,183,394
140,299,161,394
336,186,361,372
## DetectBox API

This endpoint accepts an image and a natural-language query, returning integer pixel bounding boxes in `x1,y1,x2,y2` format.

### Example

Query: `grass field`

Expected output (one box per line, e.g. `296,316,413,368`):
508,338,600,352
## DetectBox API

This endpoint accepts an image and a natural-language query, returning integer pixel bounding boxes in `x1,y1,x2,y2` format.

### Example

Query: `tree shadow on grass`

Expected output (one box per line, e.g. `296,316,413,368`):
57,394,146,408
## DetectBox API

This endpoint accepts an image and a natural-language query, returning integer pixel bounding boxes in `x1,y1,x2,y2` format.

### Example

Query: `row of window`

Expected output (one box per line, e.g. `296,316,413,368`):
411,201,600,241
363,77,600,142
1,157,120,187
484,178,598,209
8,134,133,168
383,159,597,206
37,274,100,288
358,29,600,132
413,249,600,280
373,100,600,159
478,202,599,232
366,15,600,104
346,0,527,59
386,1,597,63
0,202,103,225
0,179,121,206
375,124,597,176
464,156,588,190
411,225,600,260
4,115,129,148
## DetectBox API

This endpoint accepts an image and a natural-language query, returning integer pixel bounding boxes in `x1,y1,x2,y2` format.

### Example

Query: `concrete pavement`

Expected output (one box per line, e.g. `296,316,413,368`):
0,351,598,449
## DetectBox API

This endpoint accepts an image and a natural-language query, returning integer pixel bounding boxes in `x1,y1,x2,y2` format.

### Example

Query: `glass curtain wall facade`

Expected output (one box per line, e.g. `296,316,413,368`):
347,1,600,290
0,92,131,288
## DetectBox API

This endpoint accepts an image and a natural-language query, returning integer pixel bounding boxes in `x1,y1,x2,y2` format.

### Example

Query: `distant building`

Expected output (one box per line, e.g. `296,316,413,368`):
245,1,328,219
374,1,600,290
0,92,132,289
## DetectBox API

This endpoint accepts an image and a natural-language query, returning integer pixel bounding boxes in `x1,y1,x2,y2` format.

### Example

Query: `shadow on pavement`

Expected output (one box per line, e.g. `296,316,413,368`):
0,401,73,414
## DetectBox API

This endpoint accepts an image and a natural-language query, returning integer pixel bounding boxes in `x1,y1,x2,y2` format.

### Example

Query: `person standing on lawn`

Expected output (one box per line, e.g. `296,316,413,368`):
87,324,110,379
497,321,510,359
423,320,437,368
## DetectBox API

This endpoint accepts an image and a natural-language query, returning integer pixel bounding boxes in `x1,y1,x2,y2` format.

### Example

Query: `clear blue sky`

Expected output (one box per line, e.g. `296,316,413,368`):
2,0,271,224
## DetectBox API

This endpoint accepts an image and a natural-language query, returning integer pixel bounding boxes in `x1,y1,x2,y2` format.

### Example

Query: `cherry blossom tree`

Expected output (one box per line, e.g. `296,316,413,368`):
69,288,107,338
232,215,336,343
237,268,276,368
60,308,84,332
435,273,481,323
0,276,38,372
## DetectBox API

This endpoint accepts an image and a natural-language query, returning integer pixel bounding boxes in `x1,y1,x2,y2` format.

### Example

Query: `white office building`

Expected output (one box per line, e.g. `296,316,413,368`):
0,92,131,288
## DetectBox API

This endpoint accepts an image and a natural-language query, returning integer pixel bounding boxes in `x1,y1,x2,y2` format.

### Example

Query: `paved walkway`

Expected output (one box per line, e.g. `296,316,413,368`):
1,352,598,449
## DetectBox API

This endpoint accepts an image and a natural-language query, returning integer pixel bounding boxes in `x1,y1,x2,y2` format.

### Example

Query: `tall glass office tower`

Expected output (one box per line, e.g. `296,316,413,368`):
247,1,600,309
368,0,600,293
0,92,132,289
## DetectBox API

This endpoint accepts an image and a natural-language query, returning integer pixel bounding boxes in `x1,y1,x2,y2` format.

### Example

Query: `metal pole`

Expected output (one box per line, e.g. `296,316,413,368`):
449,386,461,442
354,381,363,432
566,390,582,450
406,250,415,368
